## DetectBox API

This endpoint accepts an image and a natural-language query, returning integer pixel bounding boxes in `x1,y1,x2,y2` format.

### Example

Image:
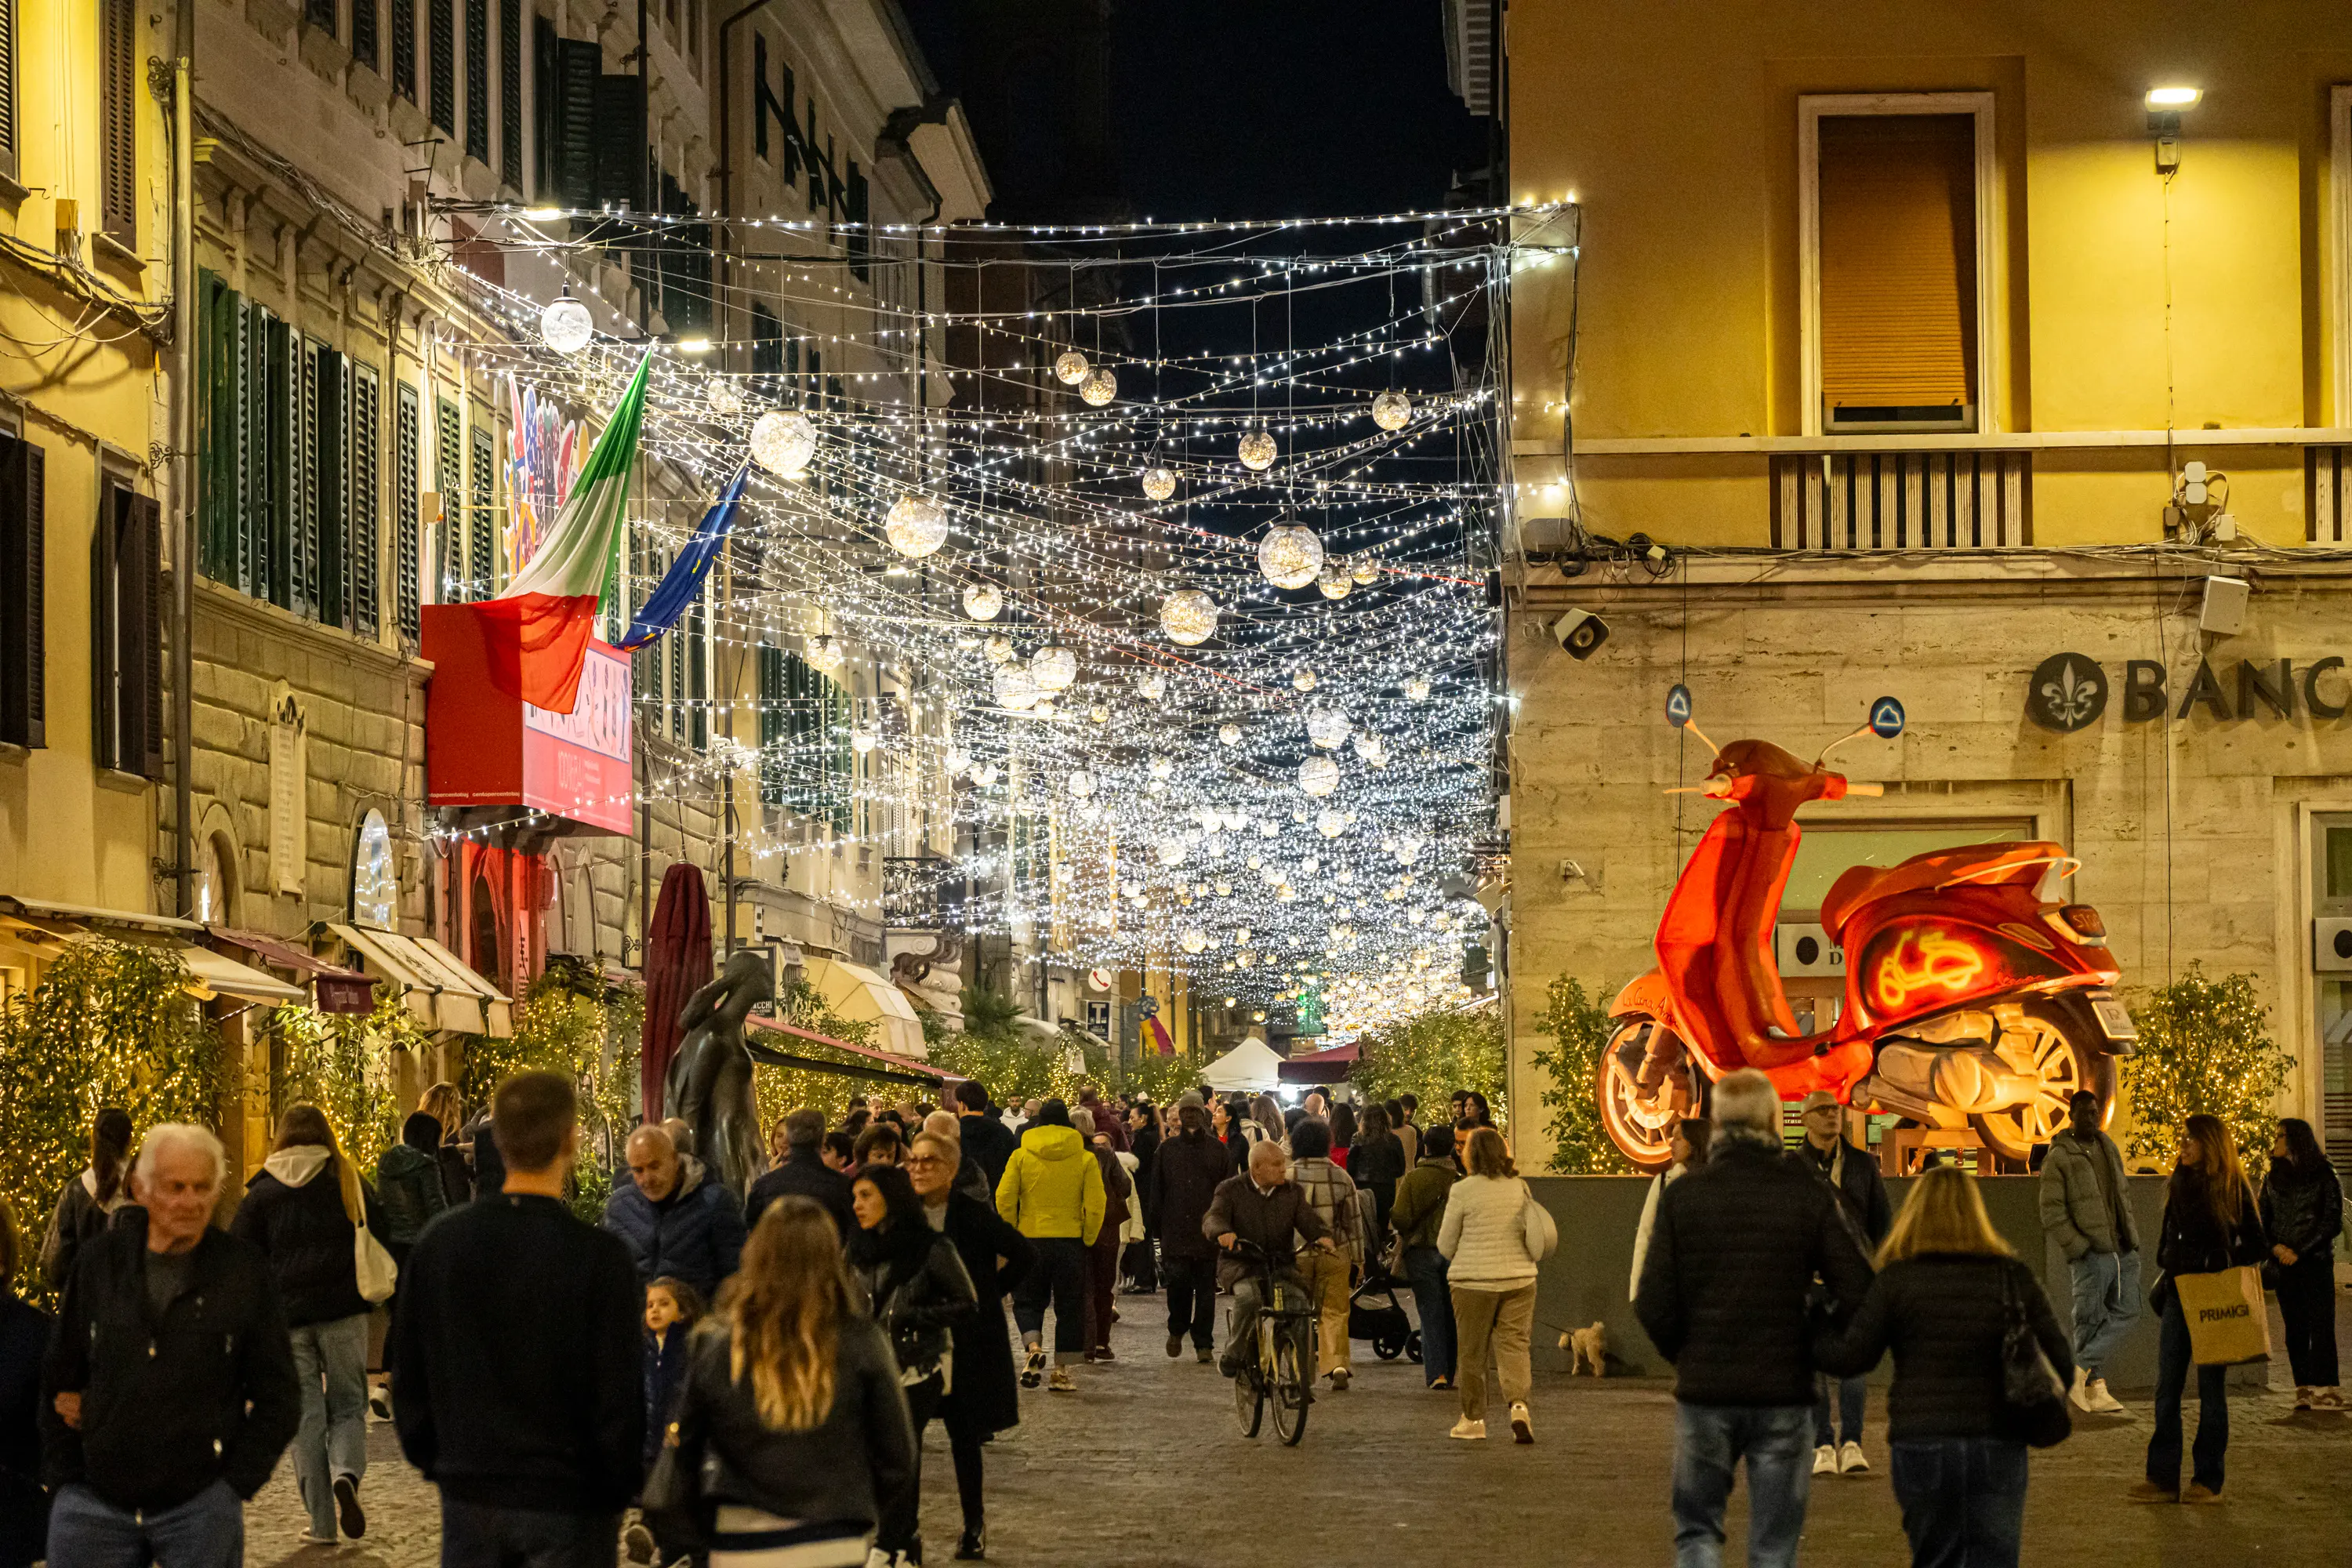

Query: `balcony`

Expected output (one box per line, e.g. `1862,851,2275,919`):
884,855,966,932
1771,451,2029,550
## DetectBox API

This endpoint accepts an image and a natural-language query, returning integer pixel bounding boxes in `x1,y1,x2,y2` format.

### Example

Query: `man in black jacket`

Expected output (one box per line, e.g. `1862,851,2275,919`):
953,1081,1018,1192
1635,1071,1873,1568
1151,1096,1232,1362
1795,1088,1892,1478
745,1108,855,1239
393,1071,643,1566
43,1123,299,1566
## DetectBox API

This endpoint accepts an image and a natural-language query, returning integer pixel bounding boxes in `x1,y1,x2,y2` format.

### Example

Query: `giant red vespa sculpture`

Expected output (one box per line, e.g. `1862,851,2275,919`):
1596,692,2136,1171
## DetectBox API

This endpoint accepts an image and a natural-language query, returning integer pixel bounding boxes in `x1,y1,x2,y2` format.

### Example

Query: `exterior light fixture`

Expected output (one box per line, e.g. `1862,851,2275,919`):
2143,87,2202,109
2146,87,2200,174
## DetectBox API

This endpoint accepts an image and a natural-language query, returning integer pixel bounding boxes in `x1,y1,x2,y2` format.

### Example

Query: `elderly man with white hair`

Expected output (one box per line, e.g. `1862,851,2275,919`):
1633,1070,1874,1568
42,1123,299,1568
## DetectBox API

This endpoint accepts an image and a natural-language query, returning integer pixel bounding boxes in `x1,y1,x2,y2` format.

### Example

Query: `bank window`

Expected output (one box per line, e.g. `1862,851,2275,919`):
1801,95,1994,437
1779,818,2038,916
2314,816,2352,1169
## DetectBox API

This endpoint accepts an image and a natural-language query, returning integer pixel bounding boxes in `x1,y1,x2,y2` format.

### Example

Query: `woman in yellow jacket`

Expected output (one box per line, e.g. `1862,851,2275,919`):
995,1099,1106,1392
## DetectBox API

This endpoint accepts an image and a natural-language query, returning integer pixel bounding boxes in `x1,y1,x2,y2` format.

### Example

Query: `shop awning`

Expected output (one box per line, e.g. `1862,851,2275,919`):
0,901,304,1007
207,927,376,1014
1277,1041,1360,1085
748,1014,949,1088
328,924,513,1036
802,956,927,1061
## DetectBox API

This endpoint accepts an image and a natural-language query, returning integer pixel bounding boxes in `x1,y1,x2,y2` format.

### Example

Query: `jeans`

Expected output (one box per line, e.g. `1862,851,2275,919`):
1670,1403,1813,1568
2276,1253,2340,1387
1299,1250,1352,1377
1813,1373,1866,1446
289,1312,372,1540
1011,1237,1089,1364
1402,1246,1455,1385
1163,1254,1218,1348
47,1479,242,1568
2147,1293,2229,1493
439,1497,619,1568
2066,1249,2141,1379
1450,1283,1536,1422
1218,1269,1304,1376
877,1373,942,1558
1889,1437,2028,1568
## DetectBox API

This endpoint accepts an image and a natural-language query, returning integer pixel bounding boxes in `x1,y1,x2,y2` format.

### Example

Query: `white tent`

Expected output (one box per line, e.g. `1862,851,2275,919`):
1200,1036,1287,1093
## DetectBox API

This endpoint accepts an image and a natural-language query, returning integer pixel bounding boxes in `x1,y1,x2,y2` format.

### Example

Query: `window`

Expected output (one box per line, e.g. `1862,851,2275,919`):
2313,815,2352,1169
350,809,396,927
535,24,599,204
394,382,421,637
2332,87,2352,433
498,0,521,190
100,0,136,246
468,421,495,600
195,831,238,925
350,363,381,640
687,598,706,750
751,304,782,401
0,430,42,747
430,0,455,133
93,479,162,779
756,646,850,828
1799,95,1997,436
434,397,462,599
0,0,20,184
465,0,489,164
352,0,378,72
314,344,346,627
306,0,335,33
391,0,416,102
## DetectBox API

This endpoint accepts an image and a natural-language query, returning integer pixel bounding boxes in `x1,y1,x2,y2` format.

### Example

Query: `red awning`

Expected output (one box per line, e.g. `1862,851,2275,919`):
748,1013,955,1087
1278,1042,1360,1084
208,927,376,1014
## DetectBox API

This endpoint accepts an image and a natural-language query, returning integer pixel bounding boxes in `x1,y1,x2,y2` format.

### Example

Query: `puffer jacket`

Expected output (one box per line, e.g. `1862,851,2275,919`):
1436,1173,1540,1290
1812,1254,2074,1441
994,1124,1106,1244
1291,1157,1363,1269
600,1153,747,1301
230,1146,385,1327
376,1113,452,1248
2038,1129,2140,1260
849,1229,978,1381
2259,1160,2345,1261
1633,1131,1875,1406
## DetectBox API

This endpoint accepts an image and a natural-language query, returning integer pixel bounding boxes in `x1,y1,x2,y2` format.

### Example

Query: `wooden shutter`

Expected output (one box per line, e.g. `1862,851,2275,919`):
499,0,521,190
392,0,416,102
306,0,336,32
351,363,380,640
394,380,420,637
552,39,599,206
92,483,158,777
592,74,641,209
315,345,347,628
196,273,237,584
757,645,782,804
263,310,293,611
0,431,42,748
434,397,462,600
100,0,136,245
353,0,378,71
131,492,162,779
295,339,321,620
666,564,684,739
0,0,19,183
1817,114,1977,423
465,0,489,164
687,599,706,750
430,0,455,132
468,422,494,599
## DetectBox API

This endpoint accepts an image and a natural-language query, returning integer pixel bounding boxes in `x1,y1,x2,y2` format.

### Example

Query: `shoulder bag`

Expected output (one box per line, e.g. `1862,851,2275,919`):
354,1218,397,1305
1998,1261,2071,1449
1519,1180,1559,1263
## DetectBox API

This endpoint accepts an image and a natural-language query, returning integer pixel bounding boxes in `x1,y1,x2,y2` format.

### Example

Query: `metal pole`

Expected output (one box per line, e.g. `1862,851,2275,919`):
723,751,736,958
170,0,197,919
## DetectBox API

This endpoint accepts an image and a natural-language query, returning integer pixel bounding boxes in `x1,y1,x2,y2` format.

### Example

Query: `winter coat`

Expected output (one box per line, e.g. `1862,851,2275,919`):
744,1149,855,1241
2259,1160,2345,1261
1628,1165,1687,1299
1091,1148,1133,1248
671,1317,914,1533
1350,1131,1408,1226
995,1124,1107,1245
643,1325,690,1469
849,1225,977,1383
39,1170,127,1295
2038,1129,2140,1260
1203,1174,1327,1290
1129,1121,1161,1202
1077,1097,1129,1153
1149,1123,1234,1263
956,1113,1019,1192
1812,1254,2074,1442
1796,1136,1893,1247
2153,1171,2268,1305
601,1153,749,1301
376,1114,452,1248
41,1211,300,1511
230,1146,387,1327
1389,1158,1461,1254
1292,1157,1364,1269
931,1192,1034,1440
1437,1173,1540,1290
0,1292,49,1568
1633,1131,1876,1407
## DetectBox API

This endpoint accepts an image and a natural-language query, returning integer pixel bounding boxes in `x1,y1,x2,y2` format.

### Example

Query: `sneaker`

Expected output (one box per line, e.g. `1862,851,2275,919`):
1019,1348,1044,1389
1838,1441,1869,1475
954,1523,986,1561
1166,1334,1183,1359
1509,1402,1533,1444
866,1550,895,1568
1448,1417,1487,1440
1196,1346,1214,1364
1329,1368,1350,1392
2067,1366,2093,1412
297,1532,338,1548
2315,1388,2347,1412
2296,1386,2315,1410
2125,1480,2178,1503
2181,1483,2224,1504
1429,1375,1450,1390
1047,1366,1075,1393
622,1522,659,1565
333,1475,366,1539
1813,1444,1837,1477
366,1385,392,1421
2086,1378,2129,1415
1094,1345,1116,1362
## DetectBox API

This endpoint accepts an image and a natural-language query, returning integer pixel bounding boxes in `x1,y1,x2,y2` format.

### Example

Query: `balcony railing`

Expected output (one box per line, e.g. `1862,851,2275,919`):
2310,447,2352,543
884,855,965,931
1772,451,2030,550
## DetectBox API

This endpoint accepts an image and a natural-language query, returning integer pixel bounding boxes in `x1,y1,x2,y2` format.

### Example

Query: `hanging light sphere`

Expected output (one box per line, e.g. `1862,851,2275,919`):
884,494,949,558
850,729,877,754
1066,770,1095,799
1218,722,1242,747
1352,556,1380,586
808,635,846,673
706,379,744,417
1370,390,1414,431
1317,811,1348,839
1237,427,1278,471
1156,837,1188,868
1136,671,1167,701
1405,675,1432,701
1298,754,1341,797
1148,755,1174,780
1160,589,1218,647
1088,703,1110,724
983,635,1015,665
1180,927,1209,955
539,295,593,354
1032,697,1058,720
993,665,1040,711
970,761,1000,787
1054,350,1091,386
1079,366,1119,406
750,409,818,475
1316,562,1354,600
1396,837,1424,866
1306,710,1352,750
1293,667,1318,692
961,583,1003,621
1029,645,1078,693
1256,524,1324,590
1141,465,1178,502
1353,731,1389,768
944,746,971,777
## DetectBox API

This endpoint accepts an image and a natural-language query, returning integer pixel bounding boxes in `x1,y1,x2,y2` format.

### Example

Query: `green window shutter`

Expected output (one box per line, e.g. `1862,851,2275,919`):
263,311,292,612
0,430,43,749
687,599,706,750
464,0,489,164
757,645,782,805
434,397,461,600
315,344,346,628
827,677,851,833
392,0,416,103
195,272,232,584
350,363,381,640
499,0,521,189
394,381,419,638
99,0,134,246
468,422,495,600
430,0,455,132
294,339,320,620
0,0,20,183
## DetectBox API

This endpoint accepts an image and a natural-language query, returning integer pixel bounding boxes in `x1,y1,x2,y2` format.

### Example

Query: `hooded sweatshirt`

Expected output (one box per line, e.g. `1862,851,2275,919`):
993,1124,1107,1245
230,1145,379,1327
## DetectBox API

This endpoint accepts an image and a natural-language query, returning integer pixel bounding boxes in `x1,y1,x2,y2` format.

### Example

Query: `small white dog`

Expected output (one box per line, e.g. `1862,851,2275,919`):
1559,1320,1607,1377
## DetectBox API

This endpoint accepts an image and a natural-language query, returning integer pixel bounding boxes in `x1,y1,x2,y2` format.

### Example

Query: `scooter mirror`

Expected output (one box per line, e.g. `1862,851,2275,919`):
1665,684,1693,728
1867,696,1906,739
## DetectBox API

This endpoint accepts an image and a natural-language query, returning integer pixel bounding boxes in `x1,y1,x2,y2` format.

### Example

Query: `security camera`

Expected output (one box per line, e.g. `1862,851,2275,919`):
1551,608,1610,660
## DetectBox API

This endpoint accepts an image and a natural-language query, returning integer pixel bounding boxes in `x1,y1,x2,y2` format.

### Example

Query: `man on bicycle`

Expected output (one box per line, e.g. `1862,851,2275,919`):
1204,1141,1332,1378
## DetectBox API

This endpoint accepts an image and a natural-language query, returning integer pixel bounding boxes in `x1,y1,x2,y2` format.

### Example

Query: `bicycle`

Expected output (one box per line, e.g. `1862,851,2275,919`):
1225,1238,1316,1445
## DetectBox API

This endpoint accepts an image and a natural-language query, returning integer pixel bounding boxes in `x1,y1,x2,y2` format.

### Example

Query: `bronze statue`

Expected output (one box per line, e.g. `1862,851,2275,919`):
661,948,782,1197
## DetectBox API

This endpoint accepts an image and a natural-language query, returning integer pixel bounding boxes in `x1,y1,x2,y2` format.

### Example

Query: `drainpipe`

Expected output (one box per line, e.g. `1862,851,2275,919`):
170,0,196,919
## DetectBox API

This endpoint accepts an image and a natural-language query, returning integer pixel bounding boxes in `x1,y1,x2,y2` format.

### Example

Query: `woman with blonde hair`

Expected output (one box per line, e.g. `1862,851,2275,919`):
1437,1126,1553,1444
659,1196,916,1566
416,1082,474,1205
230,1104,387,1545
1813,1166,2071,1567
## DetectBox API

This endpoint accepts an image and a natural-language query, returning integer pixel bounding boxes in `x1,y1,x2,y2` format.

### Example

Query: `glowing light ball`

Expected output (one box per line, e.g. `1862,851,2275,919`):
1353,731,1388,767
750,409,818,475
983,636,1015,665
1352,556,1379,586
1032,698,1058,719
808,635,846,673
993,665,1040,710
1255,524,1324,591
1160,590,1218,646
1306,710,1352,750
1317,811,1347,838
961,583,1003,621
1149,755,1174,780
1067,770,1095,799
1089,704,1110,724
970,761,999,786
1238,428,1278,471
1218,722,1241,746
1371,390,1413,430
1298,754,1340,797
1156,837,1187,867
706,379,744,417
1396,837,1424,866
849,730,877,754
1054,350,1091,386
1079,366,1118,406
1293,668,1317,693
1136,672,1166,701
1406,675,1432,701
884,494,949,558
1142,465,1178,502
1029,645,1077,692
539,295,593,354
1179,927,1209,955
944,747,971,776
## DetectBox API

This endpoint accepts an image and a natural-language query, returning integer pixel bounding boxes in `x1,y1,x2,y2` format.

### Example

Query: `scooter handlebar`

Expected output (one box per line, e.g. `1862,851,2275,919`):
1842,782,1885,797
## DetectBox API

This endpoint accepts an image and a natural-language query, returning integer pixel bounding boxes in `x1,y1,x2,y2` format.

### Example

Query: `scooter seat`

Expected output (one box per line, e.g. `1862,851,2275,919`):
1820,840,2070,945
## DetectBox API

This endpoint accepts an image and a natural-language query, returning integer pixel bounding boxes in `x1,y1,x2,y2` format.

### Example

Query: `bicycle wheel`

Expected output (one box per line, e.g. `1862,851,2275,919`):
1232,1345,1265,1438
1272,1320,1312,1446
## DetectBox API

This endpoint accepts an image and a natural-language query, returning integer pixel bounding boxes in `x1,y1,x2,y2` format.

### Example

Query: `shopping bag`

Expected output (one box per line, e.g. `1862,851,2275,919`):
354,1220,398,1305
2172,1265,2270,1366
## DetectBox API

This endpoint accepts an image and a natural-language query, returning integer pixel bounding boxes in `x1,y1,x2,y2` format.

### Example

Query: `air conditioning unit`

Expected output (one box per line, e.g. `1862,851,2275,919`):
2314,918,2352,972
1776,922,1845,978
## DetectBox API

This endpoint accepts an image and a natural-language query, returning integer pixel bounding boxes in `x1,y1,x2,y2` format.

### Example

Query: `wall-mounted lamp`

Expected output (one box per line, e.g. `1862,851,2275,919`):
2146,87,2201,174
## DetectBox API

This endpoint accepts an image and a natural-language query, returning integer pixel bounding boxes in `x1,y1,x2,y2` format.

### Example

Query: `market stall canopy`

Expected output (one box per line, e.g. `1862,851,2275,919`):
1277,1041,1360,1086
1200,1036,1288,1094
801,955,927,1061
328,924,513,1036
747,1014,952,1088
207,927,374,1014
0,900,304,1007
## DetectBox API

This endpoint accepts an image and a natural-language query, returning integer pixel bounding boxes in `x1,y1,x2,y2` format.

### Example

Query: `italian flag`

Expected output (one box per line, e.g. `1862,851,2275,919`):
474,354,650,714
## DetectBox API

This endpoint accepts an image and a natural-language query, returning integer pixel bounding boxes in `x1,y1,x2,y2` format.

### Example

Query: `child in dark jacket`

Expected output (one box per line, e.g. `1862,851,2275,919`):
641,1276,702,1467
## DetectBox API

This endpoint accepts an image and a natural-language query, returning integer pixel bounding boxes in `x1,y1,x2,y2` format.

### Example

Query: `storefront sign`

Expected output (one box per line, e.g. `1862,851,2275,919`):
2025,652,2350,730
422,605,633,835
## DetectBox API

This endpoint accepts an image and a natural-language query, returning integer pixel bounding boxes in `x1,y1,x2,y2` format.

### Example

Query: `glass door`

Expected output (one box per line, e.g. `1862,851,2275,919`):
2311,815,2352,1171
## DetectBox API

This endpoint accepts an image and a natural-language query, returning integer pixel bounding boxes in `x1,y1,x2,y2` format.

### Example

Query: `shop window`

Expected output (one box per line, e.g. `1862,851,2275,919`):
2313,815,2352,1169
1801,95,1996,436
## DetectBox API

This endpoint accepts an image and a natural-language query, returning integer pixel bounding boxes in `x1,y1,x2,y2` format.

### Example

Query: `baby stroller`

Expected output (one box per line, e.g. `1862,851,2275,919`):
1348,1258,1422,1364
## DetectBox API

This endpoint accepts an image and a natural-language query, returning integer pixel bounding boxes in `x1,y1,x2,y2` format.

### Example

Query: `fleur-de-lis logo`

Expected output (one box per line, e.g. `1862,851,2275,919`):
2027,653,2107,732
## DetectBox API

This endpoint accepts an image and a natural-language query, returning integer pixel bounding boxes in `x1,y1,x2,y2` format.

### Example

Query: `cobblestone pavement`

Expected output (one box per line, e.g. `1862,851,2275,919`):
249,1294,2352,1568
